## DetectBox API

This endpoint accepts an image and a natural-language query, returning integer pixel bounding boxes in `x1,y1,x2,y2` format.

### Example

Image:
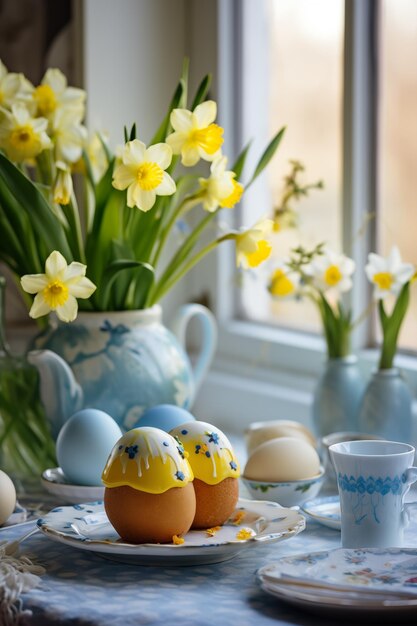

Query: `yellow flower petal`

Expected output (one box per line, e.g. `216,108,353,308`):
193,100,217,127
246,240,272,268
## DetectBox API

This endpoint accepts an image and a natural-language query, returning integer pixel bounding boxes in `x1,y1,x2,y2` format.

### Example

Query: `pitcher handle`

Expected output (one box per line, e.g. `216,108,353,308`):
170,304,217,396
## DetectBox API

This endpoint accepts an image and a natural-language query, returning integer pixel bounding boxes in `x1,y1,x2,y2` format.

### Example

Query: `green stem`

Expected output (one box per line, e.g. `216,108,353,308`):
150,193,203,268
148,233,235,306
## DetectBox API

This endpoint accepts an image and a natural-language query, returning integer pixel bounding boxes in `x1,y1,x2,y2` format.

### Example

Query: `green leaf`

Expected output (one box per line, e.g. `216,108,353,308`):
124,126,129,143
99,259,154,310
246,127,286,189
191,74,212,110
231,141,252,180
129,123,137,141
0,153,72,261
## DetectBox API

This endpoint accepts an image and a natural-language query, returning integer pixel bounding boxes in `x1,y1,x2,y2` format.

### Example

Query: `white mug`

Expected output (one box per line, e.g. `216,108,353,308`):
329,440,417,548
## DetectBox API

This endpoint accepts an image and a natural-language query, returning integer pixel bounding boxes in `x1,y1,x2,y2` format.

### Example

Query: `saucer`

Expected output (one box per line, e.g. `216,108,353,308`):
41,468,105,504
301,496,341,530
37,498,305,566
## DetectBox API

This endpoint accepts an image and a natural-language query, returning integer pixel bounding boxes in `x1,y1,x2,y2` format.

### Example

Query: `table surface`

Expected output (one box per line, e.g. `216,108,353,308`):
3,501,345,626
4,469,417,625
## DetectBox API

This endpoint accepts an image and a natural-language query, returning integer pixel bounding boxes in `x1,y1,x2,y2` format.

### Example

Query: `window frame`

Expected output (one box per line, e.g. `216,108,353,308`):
191,0,417,428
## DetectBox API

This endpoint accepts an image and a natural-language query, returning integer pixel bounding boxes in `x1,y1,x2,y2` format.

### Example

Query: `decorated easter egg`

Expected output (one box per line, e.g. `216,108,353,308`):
102,427,196,543
170,421,240,529
57,409,123,486
0,470,16,525
244,436,321,482
134,404,196,432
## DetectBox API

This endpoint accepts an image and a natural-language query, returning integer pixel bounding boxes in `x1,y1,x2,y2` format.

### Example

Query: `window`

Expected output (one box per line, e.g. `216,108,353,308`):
193,0,417,424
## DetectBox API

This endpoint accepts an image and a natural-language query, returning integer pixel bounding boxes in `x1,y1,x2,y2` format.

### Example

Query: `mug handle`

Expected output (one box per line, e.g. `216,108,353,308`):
402,467,417,525
170,304,218,399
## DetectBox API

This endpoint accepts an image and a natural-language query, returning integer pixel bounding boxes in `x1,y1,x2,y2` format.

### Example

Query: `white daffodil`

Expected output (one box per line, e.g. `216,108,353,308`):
365,246,414,300
0,60,32,109
112,139,176,212
166,100,224,167
53,161,73,205
0,104,51,162
21,251,96,323
198,156,238,212
32,68,86,118
308,249,355,294
51,107,88,163
87,132,109,181
236,218,274,269
268,262,301,299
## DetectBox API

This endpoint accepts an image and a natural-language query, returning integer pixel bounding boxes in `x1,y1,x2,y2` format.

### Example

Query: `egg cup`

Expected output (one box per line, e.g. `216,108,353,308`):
241,466,325,508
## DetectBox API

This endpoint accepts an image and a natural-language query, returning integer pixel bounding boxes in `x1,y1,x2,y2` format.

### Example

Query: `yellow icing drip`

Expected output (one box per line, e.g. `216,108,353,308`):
170,421,241,485
101,427,193,494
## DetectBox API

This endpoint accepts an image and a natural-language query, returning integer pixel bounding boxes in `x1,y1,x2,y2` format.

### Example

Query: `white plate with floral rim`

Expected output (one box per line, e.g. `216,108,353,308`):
36,498,305,566
301,495,341,530
257,548,417,614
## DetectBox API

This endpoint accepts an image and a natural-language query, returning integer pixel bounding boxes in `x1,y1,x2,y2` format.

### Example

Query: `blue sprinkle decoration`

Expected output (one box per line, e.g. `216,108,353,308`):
207,432,219,444
175,471,185,481
205,451,211,458
125,445,139,459
163,441,169,447
195,444,201,454
230,461,237,471
181,429,188,435
118,445,123,450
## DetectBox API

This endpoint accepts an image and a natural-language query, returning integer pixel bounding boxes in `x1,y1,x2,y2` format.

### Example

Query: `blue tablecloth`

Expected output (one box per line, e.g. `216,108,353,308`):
2,511,347,626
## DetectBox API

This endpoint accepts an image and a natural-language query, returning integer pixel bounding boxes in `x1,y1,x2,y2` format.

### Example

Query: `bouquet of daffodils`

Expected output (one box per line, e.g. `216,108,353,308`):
269,245,356,358
365,246,415,369
0,59,282,323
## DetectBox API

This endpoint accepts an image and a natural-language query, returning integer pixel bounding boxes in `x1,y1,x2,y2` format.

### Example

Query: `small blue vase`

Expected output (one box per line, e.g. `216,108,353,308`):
312,356,366,437
357,368,412,442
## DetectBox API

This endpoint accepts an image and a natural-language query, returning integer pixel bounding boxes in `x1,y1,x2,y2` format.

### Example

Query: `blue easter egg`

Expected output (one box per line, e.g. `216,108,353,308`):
134,404,196,432
56,409,123,486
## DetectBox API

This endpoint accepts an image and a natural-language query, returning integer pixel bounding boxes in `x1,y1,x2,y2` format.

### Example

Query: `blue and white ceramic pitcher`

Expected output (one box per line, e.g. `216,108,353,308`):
28,304,216,435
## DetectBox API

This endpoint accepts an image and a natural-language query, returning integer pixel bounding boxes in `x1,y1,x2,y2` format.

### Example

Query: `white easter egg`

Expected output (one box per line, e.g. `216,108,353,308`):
244,436,321,482
56,409,123,486
0,470,16,525
245,420,316,455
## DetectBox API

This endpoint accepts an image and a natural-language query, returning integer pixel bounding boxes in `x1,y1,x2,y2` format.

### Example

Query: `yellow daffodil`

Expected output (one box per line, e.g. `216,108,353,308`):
53,161,73,205
21,251,96,323
269,262,300,298
166,100,224,166
32,68,86,118
365,246,414,300
0,104,51,162
236,218,274,269
51,107,87,163
112,139,176,212
198,156,238,212
309,249,355,294
0,60,32,110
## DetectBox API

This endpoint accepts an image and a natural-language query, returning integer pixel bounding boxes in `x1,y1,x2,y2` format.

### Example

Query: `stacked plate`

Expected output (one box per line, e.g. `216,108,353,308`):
257,547,417,615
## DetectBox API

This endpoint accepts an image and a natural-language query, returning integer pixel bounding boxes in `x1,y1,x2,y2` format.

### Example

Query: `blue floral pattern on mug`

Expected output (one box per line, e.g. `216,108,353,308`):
338,473,407,496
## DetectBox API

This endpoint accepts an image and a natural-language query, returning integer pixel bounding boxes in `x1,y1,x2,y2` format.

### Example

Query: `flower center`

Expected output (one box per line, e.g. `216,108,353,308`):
270,269,295,297
34,84,57,116
136,162,163,191
43,280,69,309
189,124,224,154
373,272,393,290
246,240,272,268
220,180,244,209
8,125,39,159
324,264,342,286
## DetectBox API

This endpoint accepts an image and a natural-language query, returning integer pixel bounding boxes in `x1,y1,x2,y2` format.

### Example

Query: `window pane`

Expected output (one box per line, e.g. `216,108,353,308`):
238,0,344,332
379,0,417,350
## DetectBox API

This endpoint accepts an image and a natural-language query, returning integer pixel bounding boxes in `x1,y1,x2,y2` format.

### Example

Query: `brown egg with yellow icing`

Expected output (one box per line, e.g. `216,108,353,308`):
102,427,195,543
170,421,240,529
